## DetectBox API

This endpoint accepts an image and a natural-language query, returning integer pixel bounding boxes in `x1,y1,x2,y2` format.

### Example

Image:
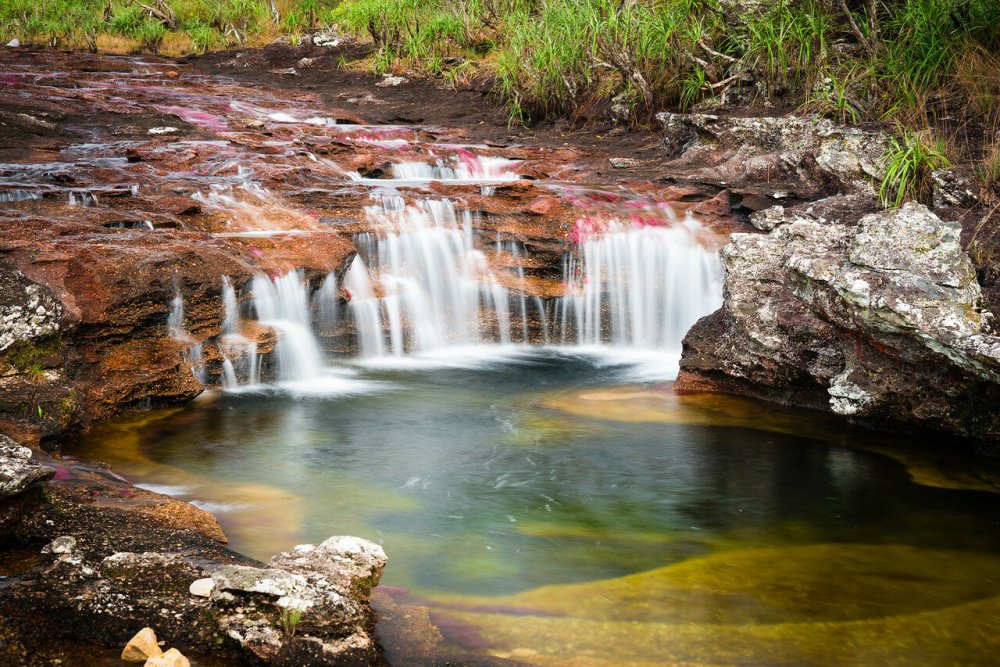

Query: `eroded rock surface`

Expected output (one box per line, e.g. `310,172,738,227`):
679,202,1000,447
657,112,889,204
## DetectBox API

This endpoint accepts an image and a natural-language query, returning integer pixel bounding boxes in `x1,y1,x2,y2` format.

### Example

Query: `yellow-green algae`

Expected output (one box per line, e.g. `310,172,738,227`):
424,543,1000,665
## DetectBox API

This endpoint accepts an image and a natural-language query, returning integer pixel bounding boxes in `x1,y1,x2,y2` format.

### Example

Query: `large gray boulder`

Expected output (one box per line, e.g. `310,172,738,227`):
679,202,1000,445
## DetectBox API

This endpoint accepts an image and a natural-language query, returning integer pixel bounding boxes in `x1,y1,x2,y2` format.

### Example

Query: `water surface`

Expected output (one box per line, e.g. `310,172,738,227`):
67,351,1000,665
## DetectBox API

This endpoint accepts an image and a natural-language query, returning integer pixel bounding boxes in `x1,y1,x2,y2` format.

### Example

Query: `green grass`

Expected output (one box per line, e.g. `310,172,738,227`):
879,128,952,208
0,0,342,54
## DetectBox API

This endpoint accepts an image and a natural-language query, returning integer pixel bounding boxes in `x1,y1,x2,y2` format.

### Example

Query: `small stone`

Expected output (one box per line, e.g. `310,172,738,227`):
297,57,316,69
312,32,340,47
122,627,163,662
376,76,407,88
269,67,298,76
6,38,20,48
189,578,214,598
42,536,76,555
245,119,265,129
144,648,190,667
609,157,641,169
148,127,179,135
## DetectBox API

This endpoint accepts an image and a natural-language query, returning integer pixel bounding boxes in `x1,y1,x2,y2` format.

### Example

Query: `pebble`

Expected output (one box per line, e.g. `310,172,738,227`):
148,127,179,135
376,76,408,88
145,648,190,667
189,577,214,598
609,157,642,169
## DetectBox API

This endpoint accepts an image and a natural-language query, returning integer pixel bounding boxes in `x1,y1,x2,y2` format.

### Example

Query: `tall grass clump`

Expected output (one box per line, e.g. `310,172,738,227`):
879,128,952,208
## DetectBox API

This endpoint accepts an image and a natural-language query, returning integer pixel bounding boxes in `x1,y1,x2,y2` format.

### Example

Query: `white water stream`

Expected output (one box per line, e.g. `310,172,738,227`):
170,154,723,388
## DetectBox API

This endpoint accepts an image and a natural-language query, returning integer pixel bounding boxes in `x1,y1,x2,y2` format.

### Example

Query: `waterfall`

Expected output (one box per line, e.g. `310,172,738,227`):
558,217,723,352
218,276,260,389
344,199,514,358
251,271,326,381
167,287,206,384
348,156,521,184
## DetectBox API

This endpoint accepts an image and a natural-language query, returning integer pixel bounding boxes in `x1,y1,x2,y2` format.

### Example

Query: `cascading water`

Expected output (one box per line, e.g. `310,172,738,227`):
166,287,206,384
343,198,513,359
218,276,259,389
250,271,326,382
348,155,521,185
557,217,723,352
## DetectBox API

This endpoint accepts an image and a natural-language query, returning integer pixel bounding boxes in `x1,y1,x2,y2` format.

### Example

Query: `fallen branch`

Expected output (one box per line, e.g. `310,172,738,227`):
837,0,872,50
135,0,176,30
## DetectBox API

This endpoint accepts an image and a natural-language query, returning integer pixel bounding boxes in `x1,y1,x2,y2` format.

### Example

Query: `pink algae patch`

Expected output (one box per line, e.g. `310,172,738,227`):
154,105,229,132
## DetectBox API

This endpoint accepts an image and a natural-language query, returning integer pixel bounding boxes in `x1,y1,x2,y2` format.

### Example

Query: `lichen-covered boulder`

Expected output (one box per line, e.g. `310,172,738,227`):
0,434,54,499
679,202,1000,446
0,265,61,353
209,536,387,664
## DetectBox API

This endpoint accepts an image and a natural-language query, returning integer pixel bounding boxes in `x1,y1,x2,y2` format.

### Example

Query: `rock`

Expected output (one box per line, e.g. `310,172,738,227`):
270,535,387,601
6,39,19,48
189,577,214,597
144,647,190,667
121,627,163,662
609,157,642,169
376,76,408,88
931,167,979,209
312,32,340,47
269,67,298,76
147,127,179,135
211,564,309,599
41,535,76,555
678,201,1000,445
297,57,316,69
100,552,203,594
245,119,265,129
749,205,789,231
0,435,54,499
609,92,632,124
656,112,890,200
0,266,61,353
203,536,387,664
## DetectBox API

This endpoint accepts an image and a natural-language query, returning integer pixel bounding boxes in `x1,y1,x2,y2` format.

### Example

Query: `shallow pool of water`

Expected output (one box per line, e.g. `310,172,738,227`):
66,350,1000,665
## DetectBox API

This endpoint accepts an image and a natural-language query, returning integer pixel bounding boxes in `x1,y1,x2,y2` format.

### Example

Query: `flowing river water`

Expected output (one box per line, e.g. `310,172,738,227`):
6,49,1000,665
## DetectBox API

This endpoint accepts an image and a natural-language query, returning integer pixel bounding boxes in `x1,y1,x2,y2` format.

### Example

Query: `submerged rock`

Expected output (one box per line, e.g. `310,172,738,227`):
679,202,1000,446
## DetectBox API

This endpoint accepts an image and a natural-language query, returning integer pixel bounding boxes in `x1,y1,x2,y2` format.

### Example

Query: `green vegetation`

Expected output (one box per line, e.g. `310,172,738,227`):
0,1,342,55
0,335,62,377
880,128,952,208
331,0,1000,203
279,605,305,638
331,1,999,122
